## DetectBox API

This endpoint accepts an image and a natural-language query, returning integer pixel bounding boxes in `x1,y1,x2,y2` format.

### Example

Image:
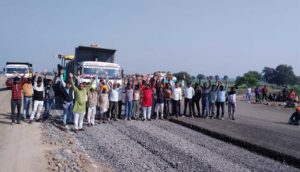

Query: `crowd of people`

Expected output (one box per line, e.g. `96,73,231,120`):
9,70,240,131
245,85,298,107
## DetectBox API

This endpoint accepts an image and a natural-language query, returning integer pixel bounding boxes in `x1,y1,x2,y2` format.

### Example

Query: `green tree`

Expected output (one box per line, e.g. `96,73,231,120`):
262,67,276,83
191,76,196,81
244,71,262,81
196,74,205,82
173,71,192,82
235,71,261,87
262,65,297,86
273,64,297,86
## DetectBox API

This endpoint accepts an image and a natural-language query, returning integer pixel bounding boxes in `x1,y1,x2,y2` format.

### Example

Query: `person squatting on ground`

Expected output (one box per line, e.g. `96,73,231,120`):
288,106,300,125
22,78,33,119
200,78,211,118
287,89,297,107
29,74,45,124
227,86,237,120
69,73,95,132
216,80,228,120
11,75,25,124
183,82,195,117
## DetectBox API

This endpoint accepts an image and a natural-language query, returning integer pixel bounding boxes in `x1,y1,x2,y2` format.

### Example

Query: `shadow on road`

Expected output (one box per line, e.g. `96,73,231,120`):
273,122,291,126
0,120,12,125
0,87,9,92
0,113,11,118
0,113,12,123
0,113,12,125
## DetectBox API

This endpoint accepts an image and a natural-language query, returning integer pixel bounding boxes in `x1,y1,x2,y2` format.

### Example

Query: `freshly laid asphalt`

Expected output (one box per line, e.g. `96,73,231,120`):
169,100,300,168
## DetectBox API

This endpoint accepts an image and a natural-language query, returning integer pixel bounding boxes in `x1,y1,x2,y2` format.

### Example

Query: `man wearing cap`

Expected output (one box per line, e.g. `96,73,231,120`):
98,85,109,123
11,75,25,124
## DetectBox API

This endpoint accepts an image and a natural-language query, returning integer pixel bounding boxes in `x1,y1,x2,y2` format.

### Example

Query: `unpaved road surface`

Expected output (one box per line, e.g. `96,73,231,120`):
0,83,48,172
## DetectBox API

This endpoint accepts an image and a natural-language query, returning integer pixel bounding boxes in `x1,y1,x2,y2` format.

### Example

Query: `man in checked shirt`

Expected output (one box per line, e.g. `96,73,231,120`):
10,74,25,124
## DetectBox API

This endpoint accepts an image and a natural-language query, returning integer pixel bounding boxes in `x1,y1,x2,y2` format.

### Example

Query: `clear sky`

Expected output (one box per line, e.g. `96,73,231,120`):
0,0,299,78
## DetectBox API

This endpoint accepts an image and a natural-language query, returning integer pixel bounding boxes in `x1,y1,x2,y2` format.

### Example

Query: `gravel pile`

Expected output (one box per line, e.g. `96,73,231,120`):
42,119,105,172
72,120,300,172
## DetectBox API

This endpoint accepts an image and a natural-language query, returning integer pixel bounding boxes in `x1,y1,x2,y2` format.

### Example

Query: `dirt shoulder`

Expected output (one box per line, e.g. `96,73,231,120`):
0,89,48,172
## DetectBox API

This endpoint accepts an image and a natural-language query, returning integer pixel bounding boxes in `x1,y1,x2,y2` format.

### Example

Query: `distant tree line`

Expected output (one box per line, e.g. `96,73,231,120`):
236,64,299,87
171,64,299,88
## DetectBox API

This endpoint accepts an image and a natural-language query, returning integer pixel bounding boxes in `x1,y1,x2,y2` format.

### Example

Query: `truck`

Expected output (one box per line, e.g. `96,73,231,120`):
4,62,32,87
65,45,123,87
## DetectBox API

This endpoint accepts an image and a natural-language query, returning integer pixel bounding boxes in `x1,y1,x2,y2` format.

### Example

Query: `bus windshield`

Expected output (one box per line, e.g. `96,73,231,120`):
83,67,121,79
6,67,28,74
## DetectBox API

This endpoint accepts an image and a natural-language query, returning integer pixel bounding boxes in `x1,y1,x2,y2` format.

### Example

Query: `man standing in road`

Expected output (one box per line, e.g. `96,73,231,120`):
44,79,55,121
22,78,33,120
200,78,211,118
69,73,95,132
108,82,121,121
183,82,195,117
171,82,181,118
216,80,228,120
29,74,45,124
11,76,25,124
60,71,74,128
124,83,134,120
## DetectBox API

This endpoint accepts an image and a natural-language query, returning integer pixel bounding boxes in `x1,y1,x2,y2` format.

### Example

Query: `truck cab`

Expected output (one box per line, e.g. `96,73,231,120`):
4,62,32,87
79,61,122,88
